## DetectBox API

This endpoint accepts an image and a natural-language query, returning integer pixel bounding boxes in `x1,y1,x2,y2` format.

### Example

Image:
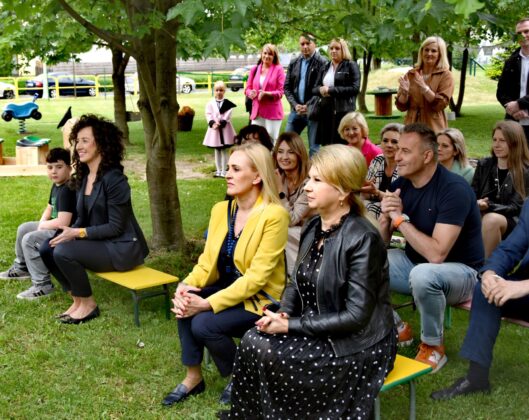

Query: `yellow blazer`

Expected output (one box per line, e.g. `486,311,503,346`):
184,197,289,315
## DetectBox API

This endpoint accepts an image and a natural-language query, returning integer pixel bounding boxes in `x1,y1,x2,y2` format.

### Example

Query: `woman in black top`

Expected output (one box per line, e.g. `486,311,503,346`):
312,38,360,146
472,120,529,257
41,115,149,324
222,145,396,420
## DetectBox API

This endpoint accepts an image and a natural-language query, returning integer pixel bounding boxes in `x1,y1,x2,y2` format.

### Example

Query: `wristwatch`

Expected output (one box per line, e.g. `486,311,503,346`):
393,214,410,230
78,228,87,239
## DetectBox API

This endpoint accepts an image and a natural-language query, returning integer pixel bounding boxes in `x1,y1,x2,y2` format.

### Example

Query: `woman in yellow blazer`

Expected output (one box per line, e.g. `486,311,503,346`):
162,143,289,407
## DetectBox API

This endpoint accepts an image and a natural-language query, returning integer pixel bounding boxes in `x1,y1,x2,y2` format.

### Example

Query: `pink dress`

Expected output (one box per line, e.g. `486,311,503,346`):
202,98,237,149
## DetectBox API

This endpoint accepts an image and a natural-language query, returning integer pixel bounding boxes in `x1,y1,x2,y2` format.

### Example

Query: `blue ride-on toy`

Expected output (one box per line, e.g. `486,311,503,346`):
1,93,42,133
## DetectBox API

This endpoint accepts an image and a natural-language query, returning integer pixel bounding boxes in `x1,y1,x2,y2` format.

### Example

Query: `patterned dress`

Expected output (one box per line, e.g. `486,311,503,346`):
228,223,397,419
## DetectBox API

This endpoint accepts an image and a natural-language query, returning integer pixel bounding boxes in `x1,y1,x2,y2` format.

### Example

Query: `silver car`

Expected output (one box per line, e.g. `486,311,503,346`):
0,81,16,99
125,74,196,94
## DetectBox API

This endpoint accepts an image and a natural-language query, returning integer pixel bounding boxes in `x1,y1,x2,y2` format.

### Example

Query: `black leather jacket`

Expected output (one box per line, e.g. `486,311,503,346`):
284,51,328,109
496,48,529,120
312,60,361,114
472,156,529,220
280,212,393,357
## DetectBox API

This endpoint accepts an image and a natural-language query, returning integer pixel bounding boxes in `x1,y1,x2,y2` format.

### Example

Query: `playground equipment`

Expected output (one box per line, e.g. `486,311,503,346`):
1,93,42,133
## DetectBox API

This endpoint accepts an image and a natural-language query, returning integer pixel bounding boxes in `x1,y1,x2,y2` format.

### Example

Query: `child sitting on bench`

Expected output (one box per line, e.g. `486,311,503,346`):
0,148,76,300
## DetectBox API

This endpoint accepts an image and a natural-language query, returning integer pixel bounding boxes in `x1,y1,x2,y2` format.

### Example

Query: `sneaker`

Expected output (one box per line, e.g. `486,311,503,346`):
397,321,414,347
214,171,222,178
415,342,448,373
0,266,31,280
17,284,55,300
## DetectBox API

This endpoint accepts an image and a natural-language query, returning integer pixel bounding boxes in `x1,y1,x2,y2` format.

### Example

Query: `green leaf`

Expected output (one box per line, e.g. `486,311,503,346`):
167,0,204,25
445,0,484,17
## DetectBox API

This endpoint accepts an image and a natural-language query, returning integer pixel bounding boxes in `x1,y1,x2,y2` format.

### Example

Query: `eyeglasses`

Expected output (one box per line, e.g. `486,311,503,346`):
382,138,399,145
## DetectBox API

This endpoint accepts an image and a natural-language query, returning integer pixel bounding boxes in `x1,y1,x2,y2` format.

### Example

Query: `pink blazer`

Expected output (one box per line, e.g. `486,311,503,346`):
245,63,285,121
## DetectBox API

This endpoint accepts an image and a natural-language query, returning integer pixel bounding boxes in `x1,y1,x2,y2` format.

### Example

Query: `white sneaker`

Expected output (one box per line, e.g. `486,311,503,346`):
17,284,55,300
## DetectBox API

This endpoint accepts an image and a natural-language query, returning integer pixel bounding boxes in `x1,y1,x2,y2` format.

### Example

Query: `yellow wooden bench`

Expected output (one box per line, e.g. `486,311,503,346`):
95,266,179,326
374,354,432,420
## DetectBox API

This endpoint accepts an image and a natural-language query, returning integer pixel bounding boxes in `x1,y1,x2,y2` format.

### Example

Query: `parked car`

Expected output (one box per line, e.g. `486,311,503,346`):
25,72,97,98
227,65,253,92
125,74,196,94
0,81,16,99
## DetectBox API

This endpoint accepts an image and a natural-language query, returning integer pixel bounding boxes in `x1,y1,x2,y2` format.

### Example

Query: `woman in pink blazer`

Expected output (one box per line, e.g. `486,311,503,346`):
245,44,285,142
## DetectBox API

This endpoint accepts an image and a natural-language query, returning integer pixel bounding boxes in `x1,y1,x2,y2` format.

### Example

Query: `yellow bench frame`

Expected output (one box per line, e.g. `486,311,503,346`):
95,266,179,326
374,354,432,420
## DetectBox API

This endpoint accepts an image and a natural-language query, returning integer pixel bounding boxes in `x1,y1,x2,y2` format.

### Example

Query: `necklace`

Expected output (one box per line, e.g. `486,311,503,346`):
495,167,509,201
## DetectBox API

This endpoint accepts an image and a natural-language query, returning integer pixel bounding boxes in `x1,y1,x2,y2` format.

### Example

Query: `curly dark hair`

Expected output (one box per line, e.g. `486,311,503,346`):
235,125,274,151
69,114,125,190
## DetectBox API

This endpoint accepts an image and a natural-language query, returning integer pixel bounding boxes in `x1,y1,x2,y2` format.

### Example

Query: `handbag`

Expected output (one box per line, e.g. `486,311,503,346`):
307,95,322,121
245,65,258,114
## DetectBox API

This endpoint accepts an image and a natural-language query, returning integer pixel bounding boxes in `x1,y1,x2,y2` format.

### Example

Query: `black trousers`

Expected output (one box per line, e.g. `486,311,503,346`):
40,238,114,297
177,288,260,377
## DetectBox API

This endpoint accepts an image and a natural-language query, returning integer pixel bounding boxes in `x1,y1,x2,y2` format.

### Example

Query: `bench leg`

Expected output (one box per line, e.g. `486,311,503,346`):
409,380,416,420
445,305,452,330
164,284,171,320
130,290,141,327
374,396,381,420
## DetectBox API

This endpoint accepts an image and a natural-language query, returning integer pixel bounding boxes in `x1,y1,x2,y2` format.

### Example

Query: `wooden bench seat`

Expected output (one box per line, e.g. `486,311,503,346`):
374,354,432,420
95,266,179,326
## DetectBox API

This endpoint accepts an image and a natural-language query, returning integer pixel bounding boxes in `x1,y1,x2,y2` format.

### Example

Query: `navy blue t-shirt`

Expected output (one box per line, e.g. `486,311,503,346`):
391,165,484,269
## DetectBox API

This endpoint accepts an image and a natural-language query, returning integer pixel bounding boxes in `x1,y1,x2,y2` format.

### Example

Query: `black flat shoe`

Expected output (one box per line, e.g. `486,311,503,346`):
431,377,490,401
219,381,233,405
60,306,100,325
162,380,206,406
216,409,230,419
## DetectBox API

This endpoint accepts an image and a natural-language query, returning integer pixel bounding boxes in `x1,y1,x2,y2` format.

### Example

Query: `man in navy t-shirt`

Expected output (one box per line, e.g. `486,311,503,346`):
378,123,484,373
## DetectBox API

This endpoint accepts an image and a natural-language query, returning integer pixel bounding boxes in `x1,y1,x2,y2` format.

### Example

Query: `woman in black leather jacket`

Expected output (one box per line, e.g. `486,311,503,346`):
223,145,396,420
312,38,360,146
472,120,529,257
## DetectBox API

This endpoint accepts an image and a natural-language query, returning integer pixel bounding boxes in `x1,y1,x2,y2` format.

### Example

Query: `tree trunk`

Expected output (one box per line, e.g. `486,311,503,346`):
373,57,381,70
357,49,373,114
133,10,184,250
111,48,130,144
449,47,469,117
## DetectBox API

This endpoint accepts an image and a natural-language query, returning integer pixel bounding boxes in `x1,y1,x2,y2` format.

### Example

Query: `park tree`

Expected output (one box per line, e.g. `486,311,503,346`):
57,0,184,250
0,1,135,142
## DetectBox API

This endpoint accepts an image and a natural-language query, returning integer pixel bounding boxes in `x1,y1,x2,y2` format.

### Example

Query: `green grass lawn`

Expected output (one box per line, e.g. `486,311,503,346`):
1,69,528,418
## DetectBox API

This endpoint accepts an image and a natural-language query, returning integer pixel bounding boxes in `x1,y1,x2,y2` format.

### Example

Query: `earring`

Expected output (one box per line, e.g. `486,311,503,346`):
339,200,344,207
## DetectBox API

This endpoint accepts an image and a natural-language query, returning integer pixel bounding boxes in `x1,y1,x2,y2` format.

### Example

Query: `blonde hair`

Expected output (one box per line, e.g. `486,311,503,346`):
230,143,281,206
491,121,529,199
311,145,367,216
273,132,310,187
416,36,450,71
437,128,469,167
338,111,369,139
214,80,226,90
329,38,352,61
261,43,280,65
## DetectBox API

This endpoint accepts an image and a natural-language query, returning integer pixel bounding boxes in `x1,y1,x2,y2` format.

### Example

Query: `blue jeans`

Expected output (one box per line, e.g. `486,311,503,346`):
388,248,478,346
285,111,319,156
460,279,529,368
